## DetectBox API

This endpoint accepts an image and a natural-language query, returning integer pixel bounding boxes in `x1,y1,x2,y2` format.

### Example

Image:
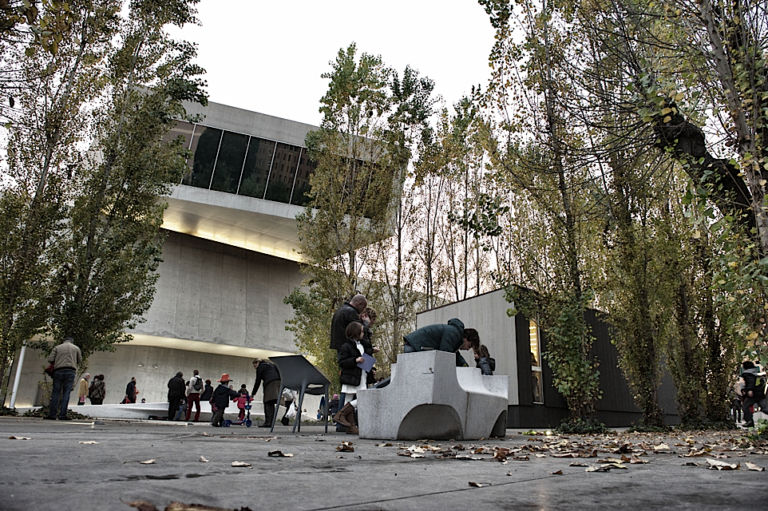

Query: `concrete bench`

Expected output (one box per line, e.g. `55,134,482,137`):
357,350,508,440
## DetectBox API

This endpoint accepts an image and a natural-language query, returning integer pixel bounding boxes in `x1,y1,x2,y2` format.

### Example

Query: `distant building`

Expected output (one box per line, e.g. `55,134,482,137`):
7,101,321,407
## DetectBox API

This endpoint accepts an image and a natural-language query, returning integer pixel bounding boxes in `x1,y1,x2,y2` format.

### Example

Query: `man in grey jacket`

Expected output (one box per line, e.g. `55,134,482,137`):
46,337,82,420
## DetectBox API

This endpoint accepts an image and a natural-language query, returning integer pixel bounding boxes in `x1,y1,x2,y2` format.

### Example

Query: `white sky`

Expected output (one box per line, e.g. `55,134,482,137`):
174,0,496,126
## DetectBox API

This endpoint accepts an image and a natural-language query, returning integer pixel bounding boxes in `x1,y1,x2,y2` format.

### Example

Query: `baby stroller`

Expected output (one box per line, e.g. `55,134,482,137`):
224,396,252,428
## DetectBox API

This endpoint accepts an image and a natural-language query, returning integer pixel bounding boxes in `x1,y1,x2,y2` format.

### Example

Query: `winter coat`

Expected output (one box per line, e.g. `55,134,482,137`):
742,368,766,399
125,380,137,402
251,361,280,397
403,318,468,366
89,380,106,401
47,339,82,371
330,302,361,350
167,375,186,400
211,384,239,410
338,337,374,386
199,383,213,401
186,375,203,395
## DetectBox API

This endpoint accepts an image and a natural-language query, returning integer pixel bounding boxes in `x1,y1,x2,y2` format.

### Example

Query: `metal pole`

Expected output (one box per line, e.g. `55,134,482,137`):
9,343,26,409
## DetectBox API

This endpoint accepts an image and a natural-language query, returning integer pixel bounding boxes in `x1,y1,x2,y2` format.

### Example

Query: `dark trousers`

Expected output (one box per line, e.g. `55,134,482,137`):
48,368,76,419
185,394,201,421
168,397,183,420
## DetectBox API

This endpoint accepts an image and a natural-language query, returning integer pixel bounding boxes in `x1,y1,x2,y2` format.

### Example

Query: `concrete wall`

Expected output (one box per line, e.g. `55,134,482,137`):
415,289,519,405
134,230,304,352
4,231,313,410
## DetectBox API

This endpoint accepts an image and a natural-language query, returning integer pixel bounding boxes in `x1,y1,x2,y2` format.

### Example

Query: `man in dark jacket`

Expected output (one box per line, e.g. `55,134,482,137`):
252,359,281,427
199,379,213,401
403,318,479,367
167,371,186,421
741,360,767,427
330,294,367,351
210,373,239,427
330,293,367,430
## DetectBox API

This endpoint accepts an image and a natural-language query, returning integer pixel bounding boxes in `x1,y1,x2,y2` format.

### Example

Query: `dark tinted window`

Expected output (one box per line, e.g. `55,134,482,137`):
210,131,248,194
291,147,315,206
238,137,275,198
183,126,222,188
265,143,300,203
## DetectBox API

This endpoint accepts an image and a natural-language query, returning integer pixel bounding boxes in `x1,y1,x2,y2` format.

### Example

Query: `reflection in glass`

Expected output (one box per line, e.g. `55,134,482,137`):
164,121,196,183
238,137,275,198
532,371,543,403
183,126,222,188
210,131,248,194
291,147,315,205
265,143,300,203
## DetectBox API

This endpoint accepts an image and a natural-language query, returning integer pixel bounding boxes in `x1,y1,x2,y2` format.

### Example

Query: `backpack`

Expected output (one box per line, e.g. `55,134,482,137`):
193,377,203,391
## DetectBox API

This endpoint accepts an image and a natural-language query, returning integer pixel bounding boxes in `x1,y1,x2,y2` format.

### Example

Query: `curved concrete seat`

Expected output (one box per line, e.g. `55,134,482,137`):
357,350,508,440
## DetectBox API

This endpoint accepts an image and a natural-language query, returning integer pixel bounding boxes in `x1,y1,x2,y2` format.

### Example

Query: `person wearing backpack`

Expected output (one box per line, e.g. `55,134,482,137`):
185,369,203,422
741,360,767,427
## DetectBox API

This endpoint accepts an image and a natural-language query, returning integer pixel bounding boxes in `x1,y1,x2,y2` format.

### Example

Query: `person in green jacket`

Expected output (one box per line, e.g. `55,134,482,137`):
403,318,479,367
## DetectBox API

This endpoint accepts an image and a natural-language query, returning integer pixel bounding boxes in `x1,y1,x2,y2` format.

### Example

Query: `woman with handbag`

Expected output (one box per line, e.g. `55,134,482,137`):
77,374,90,406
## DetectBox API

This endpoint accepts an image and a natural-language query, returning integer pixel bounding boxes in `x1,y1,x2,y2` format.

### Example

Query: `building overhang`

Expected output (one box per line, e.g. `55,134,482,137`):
162,184,305,262
127,333,294,360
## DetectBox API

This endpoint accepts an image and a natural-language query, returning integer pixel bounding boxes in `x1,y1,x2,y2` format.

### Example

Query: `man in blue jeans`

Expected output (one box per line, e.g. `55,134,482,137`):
46,337,82,420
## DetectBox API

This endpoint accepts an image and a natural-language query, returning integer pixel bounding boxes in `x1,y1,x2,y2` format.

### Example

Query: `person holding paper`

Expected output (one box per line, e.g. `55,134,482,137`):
333,321,374,434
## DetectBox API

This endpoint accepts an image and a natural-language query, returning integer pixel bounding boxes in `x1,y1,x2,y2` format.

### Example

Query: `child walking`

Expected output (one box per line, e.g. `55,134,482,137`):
233,385,250,421
210,373,239,427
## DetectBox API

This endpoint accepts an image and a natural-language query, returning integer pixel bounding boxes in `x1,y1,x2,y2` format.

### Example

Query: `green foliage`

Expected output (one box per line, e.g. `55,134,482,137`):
0,1,205,379
556,417,609,434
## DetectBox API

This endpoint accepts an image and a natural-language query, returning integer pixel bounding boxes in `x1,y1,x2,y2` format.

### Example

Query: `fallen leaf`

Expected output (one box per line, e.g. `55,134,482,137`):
231,461,252,467
8,436,31,440
127,500,159,511
570,462,588,467
653,443,671,452
267,450,293,457
586,462,626,472
336,442,355,452
79,440,99,445
468,481,488,487
139,459,156,465
377,442,393,447
745,462,764,472
199,456,209,463
706,458,739,471
551,470,563,475
682,462,698,467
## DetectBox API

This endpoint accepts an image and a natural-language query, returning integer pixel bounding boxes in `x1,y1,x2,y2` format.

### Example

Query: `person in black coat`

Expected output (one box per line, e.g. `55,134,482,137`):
252,359,281,427
199,379,213,402
333,321,374,434
167,371,186,421
210,373,239,427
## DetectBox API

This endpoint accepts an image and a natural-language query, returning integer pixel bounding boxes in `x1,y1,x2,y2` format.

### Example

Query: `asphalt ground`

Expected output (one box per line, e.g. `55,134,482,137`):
1,417,766,510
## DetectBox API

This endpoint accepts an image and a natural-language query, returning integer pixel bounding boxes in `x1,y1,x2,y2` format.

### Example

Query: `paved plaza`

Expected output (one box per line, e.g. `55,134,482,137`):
1,417,766,510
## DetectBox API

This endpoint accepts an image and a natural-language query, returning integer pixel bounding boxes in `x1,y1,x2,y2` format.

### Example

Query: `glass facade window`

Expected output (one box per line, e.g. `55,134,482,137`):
210,131,248,194
530,320,543,404
238,137,275,198
265,143,300,203
291,148,316,206
163,120,195,150
183,126,222,188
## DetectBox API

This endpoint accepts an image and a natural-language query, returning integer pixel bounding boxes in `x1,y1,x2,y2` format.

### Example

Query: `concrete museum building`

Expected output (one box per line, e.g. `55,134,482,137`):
6,100,318,407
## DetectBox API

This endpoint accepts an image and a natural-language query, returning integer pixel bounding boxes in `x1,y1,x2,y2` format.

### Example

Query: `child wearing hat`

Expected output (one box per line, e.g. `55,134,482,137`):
210,373,240,427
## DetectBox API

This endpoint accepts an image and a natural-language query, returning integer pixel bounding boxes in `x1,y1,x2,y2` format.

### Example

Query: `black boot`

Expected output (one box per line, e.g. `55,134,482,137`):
260,402,275,428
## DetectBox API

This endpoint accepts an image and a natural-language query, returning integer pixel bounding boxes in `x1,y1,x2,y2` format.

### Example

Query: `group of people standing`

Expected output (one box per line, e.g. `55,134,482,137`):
327,293,493,435
734,360,767,428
